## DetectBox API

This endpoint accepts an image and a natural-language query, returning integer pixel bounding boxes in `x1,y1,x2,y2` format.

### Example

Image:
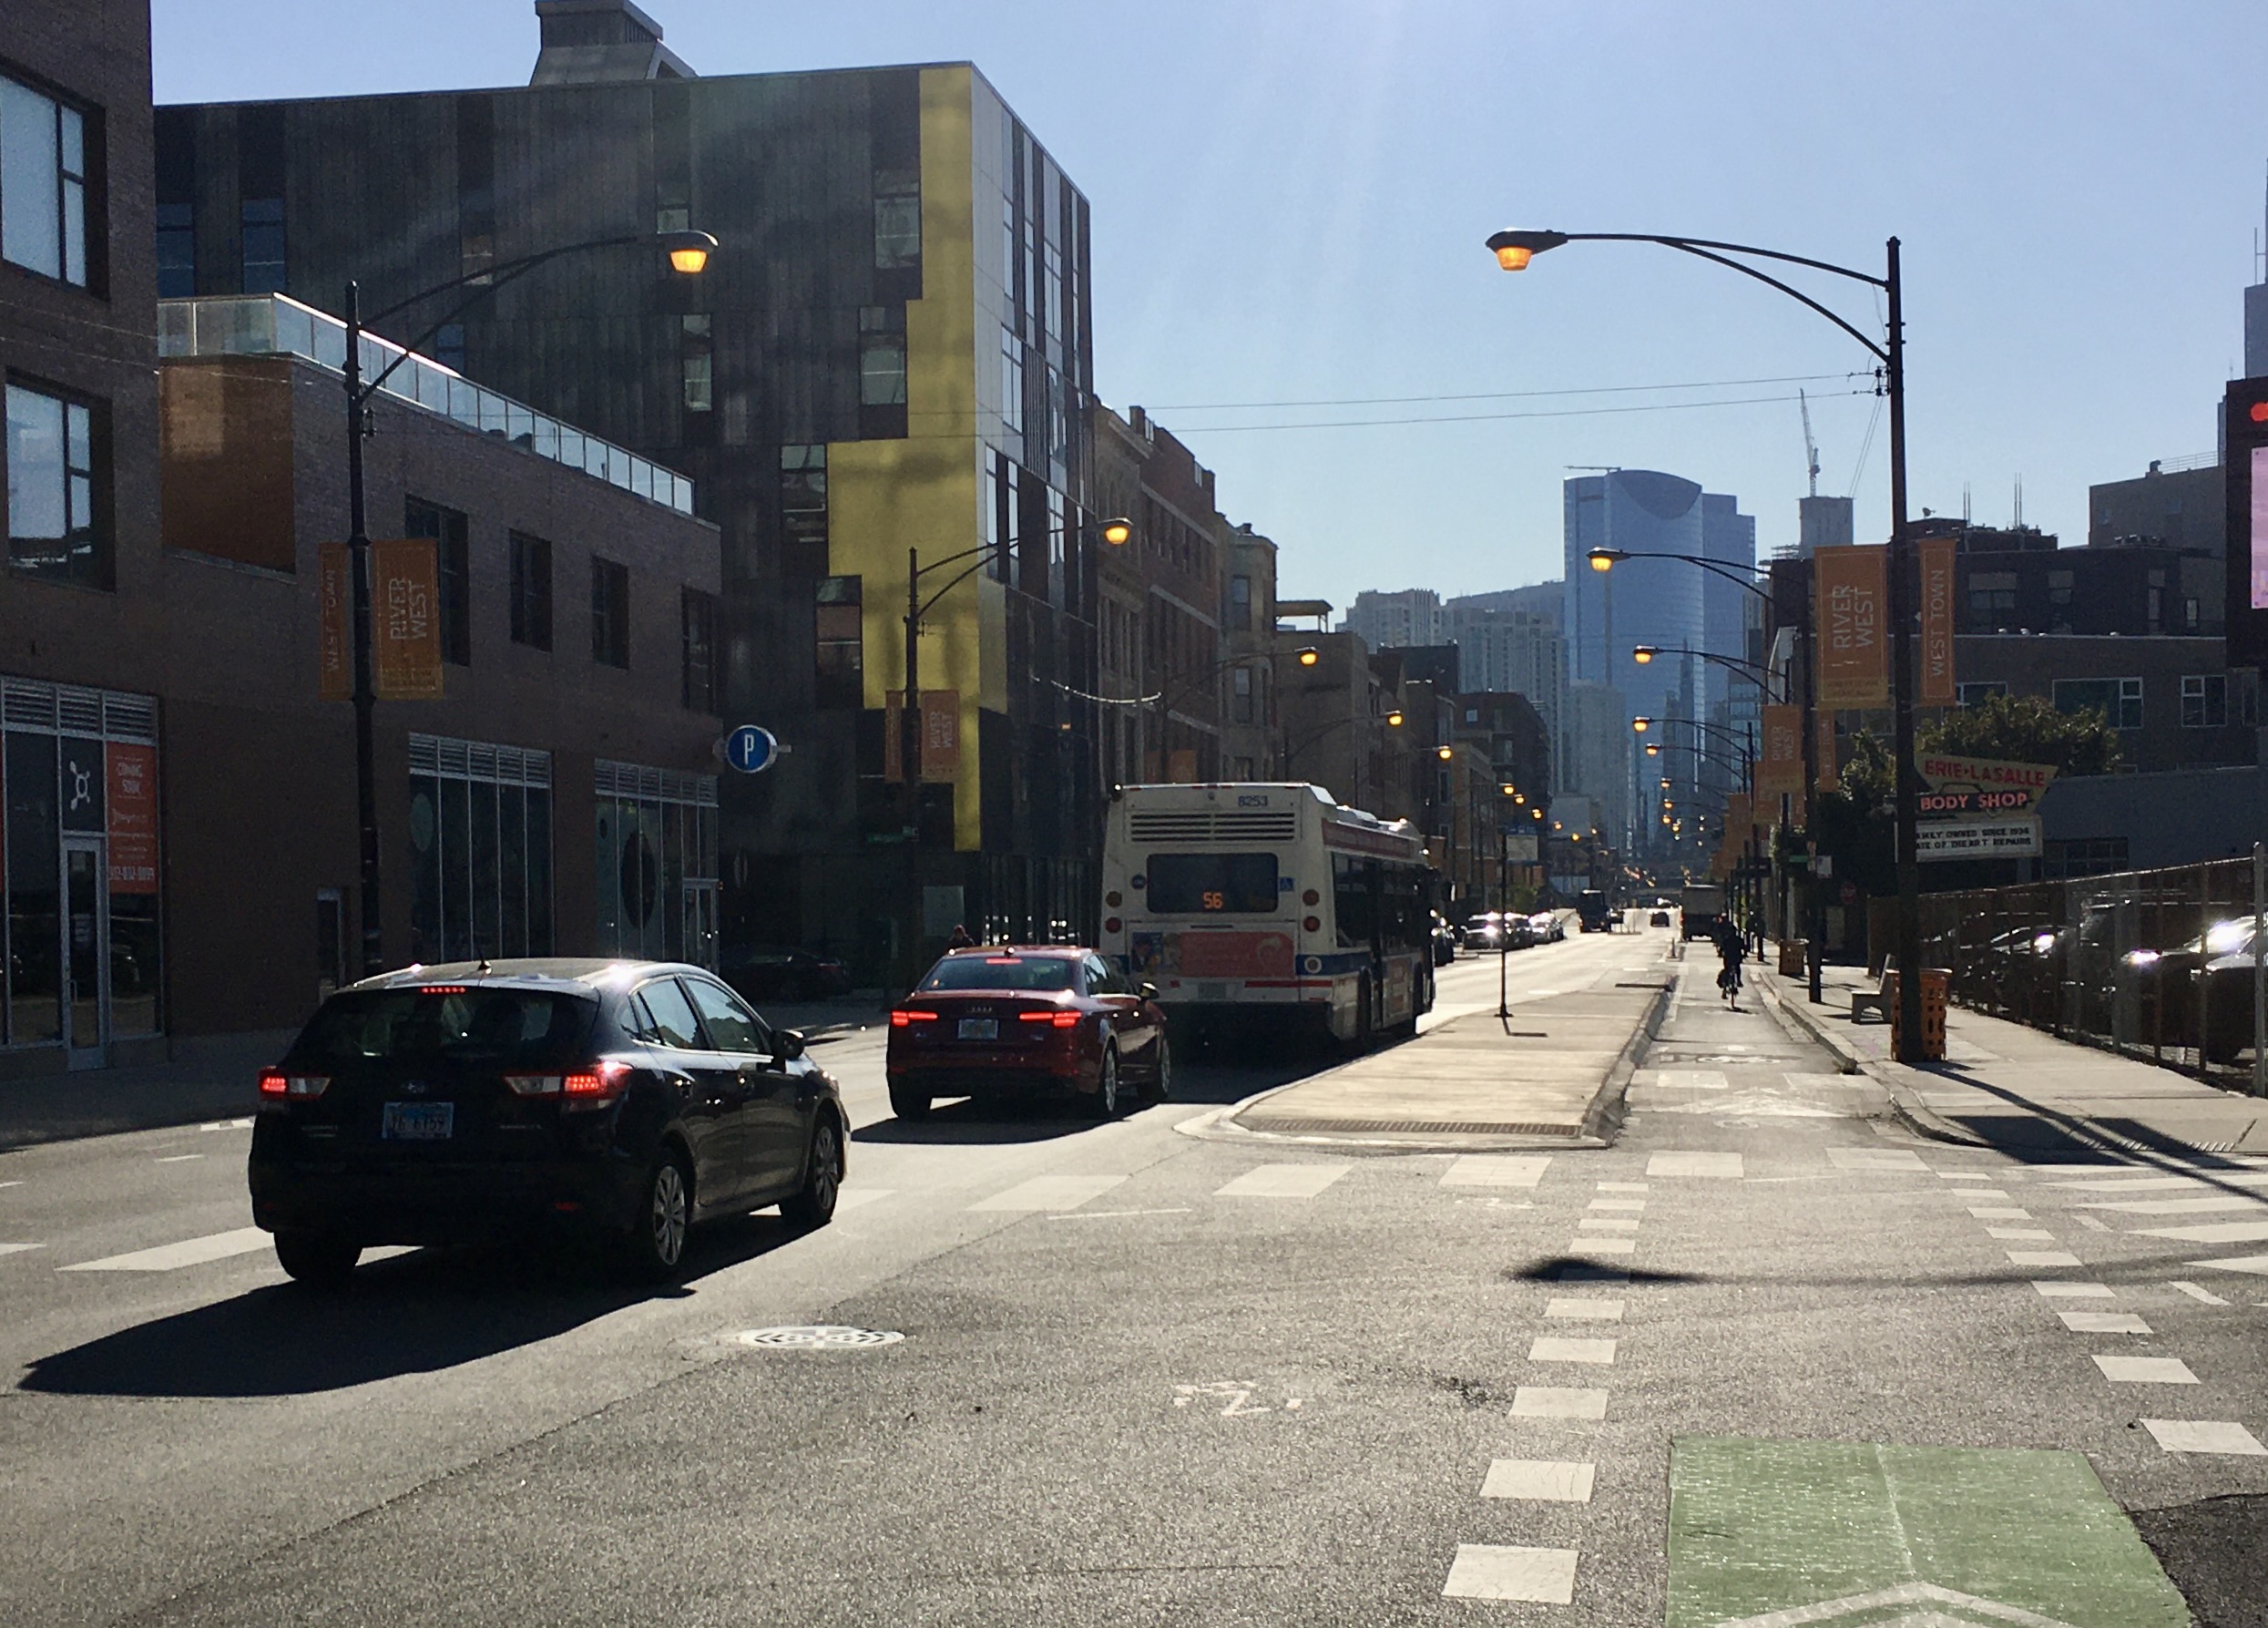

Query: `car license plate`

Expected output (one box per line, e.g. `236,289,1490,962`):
956,1018,997,1040
382,1101,455,1141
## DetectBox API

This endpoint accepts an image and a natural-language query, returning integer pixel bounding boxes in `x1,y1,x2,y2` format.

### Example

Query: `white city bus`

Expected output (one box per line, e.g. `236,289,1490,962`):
1098,783,1435,1045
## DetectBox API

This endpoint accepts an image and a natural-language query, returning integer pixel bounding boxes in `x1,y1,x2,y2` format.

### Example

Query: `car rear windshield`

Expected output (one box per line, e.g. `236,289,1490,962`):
918,956,1078,992
291,987,598,1067
1145,852,1280,914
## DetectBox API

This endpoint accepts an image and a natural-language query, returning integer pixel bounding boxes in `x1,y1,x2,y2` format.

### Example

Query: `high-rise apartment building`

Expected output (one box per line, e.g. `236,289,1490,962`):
1344,589,1445,652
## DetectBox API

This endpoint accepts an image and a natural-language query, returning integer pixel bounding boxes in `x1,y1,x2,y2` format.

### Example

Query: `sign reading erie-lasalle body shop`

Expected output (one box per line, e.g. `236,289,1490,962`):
1916,753,2055,861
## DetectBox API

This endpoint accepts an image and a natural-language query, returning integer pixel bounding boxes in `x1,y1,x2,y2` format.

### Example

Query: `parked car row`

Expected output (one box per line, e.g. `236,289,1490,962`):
1445,910,1569,956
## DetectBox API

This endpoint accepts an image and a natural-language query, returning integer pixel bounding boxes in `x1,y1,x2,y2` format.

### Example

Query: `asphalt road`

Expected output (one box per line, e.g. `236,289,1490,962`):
2,925,2263,1625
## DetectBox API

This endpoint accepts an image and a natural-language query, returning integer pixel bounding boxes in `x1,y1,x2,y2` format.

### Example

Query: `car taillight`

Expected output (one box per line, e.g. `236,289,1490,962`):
259,1070,329,1100
1018,1010,1080,1029
560,1060,632,1111
890,1009,940,1027
504,1072,565,1097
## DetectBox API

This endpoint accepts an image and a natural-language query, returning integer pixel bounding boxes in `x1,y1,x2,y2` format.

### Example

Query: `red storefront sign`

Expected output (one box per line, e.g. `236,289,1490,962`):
107,742,159,895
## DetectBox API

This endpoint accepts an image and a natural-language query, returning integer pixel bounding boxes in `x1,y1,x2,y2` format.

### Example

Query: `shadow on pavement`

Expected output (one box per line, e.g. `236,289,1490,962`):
2130,1493,2268,1628
16,1215,803,1399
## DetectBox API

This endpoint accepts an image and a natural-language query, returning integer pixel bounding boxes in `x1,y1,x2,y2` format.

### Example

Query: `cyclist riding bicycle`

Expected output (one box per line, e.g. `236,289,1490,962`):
1712,916,1745,1008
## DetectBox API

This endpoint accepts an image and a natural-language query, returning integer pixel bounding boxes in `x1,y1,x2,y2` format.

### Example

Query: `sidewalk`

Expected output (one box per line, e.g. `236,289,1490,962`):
1759,959,2268,1160
0,997,879,1153
1210,971,1671,1150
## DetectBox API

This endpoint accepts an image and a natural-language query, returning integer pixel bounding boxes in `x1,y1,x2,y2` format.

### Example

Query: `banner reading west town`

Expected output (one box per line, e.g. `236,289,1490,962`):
317,544,351,702
372,538,444,701
1917,534,1957,705
1813,544,1889,709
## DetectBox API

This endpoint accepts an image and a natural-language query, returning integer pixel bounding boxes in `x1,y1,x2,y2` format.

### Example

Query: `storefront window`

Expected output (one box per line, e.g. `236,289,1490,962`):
5,731,59,1043
594,760,719,965
407,734,553,966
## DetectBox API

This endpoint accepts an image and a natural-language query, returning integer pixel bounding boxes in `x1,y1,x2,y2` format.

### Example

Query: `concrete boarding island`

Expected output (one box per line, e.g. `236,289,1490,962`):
1214,973,1671,1150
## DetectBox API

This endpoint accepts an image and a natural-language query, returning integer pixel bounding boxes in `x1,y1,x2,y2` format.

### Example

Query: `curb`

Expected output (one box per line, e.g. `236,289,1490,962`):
1757,969,1989,1148
1580,977,1676,1145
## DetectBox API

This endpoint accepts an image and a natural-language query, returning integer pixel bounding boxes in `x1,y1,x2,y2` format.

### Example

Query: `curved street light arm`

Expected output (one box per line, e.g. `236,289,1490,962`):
913,545,1007,624
1553,231,1887,292
1648,241,1889,365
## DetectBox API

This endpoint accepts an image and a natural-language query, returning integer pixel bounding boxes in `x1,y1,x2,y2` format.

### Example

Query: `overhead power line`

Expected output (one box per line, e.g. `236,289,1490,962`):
1149,371,1866,413
1168,387,1875,435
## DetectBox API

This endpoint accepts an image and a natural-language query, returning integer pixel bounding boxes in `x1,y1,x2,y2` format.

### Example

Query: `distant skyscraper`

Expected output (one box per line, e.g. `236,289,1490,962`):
1796,494,1854,558
1344,589,1445,651
1446,603,1564,771
2248,172,2268,378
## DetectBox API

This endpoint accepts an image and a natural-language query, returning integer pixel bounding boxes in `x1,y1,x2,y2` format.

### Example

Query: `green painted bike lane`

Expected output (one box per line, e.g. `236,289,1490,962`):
1666,1438,2190,1628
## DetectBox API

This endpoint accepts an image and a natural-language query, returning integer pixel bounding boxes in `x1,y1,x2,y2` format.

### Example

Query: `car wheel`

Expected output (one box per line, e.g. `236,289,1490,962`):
781,1117,842,1230
1090,1047,1121,1119
273,1229,360,1287
1145,1036,1174,1103
889,1080,932,1121
622,1147,692,1284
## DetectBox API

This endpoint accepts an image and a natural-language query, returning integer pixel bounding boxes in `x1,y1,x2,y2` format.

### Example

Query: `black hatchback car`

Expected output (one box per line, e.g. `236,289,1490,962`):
248,959,847,1285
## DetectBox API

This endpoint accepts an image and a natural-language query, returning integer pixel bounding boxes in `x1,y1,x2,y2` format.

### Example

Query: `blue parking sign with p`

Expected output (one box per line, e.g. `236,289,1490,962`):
724,725,777,774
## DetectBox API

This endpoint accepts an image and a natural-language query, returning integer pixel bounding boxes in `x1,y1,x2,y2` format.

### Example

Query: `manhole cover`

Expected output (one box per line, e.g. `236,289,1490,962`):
736,1326,904,1350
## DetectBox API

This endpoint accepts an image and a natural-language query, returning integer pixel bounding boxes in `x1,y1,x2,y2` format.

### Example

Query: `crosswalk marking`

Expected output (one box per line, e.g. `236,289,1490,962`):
1936,1170,2007,1182
0,1180,23,1189
1510,1386,1608,1419
1443,1543,1579,1604
2007,1249,2082,1268
60,1227,272,1272
1598,1181,1650,1193
2137,1221,2268,1244
1482,1459,1596,1502
1987,1226,2055,1242
2032,1280,2114,1298
967,1175,1128,1213
2183,1253,2268,1276
2093,1355,2197,1385
1440,1154,1551,1188
1578,1216,1639,1232
0,1243,42,1256
2048,1172,2268,1193
2058,1311,2151,1334
1589,1198,1646,1212
2140,1419,2268,1455
1529,1336,1615,1365
2169,1280,2231,1304
2079,1195,2267,1215
1827,1147,1928,1172
1570,1235,1635,1254
1650,1151,1742,1178
1964,1204,2027,1217
1215,1162,1350,1199
1546,1297,1624,1321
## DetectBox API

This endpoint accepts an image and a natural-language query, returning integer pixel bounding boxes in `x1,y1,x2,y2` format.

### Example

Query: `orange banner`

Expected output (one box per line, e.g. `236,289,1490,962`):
107,743,159,895
884,689,961,783
372,538,443,701
318,543,351,702
1756,703,1803,797
1918,534,1957,706
1816,702,1839,794
1814,544,1889,710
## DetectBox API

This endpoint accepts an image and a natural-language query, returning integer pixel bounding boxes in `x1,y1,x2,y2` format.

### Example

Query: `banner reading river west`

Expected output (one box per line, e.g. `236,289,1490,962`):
1813,544,1889,709
1755,703,1803,797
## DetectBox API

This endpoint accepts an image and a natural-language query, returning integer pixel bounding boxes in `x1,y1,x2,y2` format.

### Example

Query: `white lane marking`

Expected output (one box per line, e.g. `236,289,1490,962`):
833,1188,894,1213
2033,1280,2115,1298
363,1245,417,1265
2048,1172,2268,1192
1578,1216,1639,1233
1987,1227,2057,1242
968,1175,1128,1213
1569,1236,1636,1254
1649,1151,1742,1178
1588,1199,1646,1212
2141,1419,2268,1455
2007,1250,2082,1268
1510,1386,1608,1419
60,1227,272,1272
1936,1172,2003,1183
155,1154,204,1164
1949,1189,2012,1201
1598,1182,1650,1193
2059,1310,2151,1334
0,1180,23,1189
2075,1215,2112,1232
1440,1154,1550,1189
2187,1254,2268,1276
1828,1148,1929,1172
1482,1460,1595,1502
1546,1297,1625,1321
2079,1195,2268,1215
1215,1162,1350,1199
1443,1544,1579,1604
1652,1090,1839,1118
2093,1355,2198,1384
2136,1221,2268,1244
1646,1070,1730,1091
1046,1207,1193,1221
0,1243,44,1256
1963,1203,2025,1216
199,1119,254,1131
1529,1336,1615,1365
2169,1280,2231,1304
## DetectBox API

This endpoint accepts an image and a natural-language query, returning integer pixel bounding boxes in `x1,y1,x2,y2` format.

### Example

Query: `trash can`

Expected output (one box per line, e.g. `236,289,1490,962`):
1887,968,1950,1061
1777,939,1806,978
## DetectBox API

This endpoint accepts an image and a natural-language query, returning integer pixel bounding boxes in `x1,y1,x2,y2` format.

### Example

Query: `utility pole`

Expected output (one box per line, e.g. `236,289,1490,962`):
342,282,383,980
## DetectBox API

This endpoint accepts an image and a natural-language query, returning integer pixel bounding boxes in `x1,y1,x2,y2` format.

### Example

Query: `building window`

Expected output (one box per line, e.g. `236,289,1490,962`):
999,327,1024,435
874,167,921,269
240,196,285,293
1231,664,1254,724
594,759,718,965
782,444,826,558
815,575,863,710
155,202,194,297
2053,676,2141,730
407,733,553,964
859,306,907,406
591,557,630,669
1967,571,2017,625
679,313,712,413
1230,574,1251,632
434,323,465,374
6,380,107,588
2041,835,2129,881
1955,681,2007,707
2181,673,2227,729
0,75,89,287
404,497,470,665
681,588,717,712
508,531,552,651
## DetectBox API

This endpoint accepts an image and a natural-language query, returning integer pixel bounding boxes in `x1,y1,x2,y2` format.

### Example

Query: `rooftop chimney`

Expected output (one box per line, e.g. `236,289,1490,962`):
532,0,694,86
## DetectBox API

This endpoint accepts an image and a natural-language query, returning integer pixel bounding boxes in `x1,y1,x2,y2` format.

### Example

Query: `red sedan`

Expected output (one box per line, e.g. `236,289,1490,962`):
886,947,1170,1121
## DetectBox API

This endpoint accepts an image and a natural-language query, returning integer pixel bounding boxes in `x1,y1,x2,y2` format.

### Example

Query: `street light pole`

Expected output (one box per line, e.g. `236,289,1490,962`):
342,282,382,980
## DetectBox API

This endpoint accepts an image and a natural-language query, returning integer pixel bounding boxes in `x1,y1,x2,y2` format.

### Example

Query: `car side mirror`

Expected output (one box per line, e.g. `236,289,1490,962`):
773,1029,807,1063
1139,982,1160,1001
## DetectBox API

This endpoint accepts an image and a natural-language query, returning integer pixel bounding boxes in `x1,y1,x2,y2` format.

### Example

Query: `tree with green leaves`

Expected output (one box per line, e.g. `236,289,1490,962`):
1922,691,2121,777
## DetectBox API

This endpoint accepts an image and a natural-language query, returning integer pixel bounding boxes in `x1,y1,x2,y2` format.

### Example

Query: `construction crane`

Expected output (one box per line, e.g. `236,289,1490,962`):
1798,389,1821,497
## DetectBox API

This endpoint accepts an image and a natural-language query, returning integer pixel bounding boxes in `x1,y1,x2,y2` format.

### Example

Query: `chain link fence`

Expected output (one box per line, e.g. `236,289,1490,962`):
1918,853,2266,1088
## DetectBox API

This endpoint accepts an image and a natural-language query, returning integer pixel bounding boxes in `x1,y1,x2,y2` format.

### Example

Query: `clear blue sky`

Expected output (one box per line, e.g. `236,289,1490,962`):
155,0,2267,609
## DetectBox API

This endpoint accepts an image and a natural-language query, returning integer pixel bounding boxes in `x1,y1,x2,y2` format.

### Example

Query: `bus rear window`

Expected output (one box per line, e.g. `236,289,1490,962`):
1145,853,1280,914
